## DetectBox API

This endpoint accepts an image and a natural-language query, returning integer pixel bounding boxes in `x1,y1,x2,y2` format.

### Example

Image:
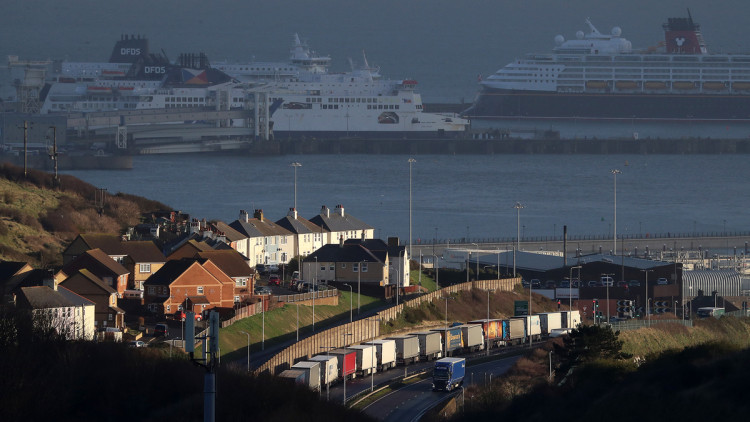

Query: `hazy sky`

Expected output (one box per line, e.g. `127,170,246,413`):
2,1,748,101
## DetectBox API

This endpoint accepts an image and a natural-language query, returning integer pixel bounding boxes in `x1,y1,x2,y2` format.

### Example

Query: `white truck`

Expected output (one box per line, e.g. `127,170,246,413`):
363,339,397,371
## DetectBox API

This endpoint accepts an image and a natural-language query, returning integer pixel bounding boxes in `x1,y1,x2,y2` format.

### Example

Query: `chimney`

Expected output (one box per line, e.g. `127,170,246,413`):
254,209,263,222
321,205,329,218
288,208,297,219
388,237,400,247
240,209,249,223
339,234,344,247
335,204,345,217
43,269,56,291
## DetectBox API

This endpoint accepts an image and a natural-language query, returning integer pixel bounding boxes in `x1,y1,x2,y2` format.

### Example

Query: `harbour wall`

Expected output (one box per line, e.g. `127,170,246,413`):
253,137,750,155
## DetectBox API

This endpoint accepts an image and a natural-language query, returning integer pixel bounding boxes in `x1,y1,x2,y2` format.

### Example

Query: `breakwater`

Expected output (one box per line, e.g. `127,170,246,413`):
250,137,750,155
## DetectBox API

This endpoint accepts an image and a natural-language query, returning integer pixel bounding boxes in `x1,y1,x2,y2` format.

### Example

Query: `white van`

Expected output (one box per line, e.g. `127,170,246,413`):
600,276,614,287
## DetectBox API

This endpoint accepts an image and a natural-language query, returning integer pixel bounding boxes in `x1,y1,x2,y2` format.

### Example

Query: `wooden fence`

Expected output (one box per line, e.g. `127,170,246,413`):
221,301,263,328
256,277,520,375
274,288,338,304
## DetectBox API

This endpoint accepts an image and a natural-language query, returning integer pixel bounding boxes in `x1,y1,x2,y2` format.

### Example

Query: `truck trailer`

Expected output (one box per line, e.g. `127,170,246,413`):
278,369,307,387
511,315,542,342
469,319,502,349
560,310,581,328
291,361,321,392
307,355,338,386
363,339,397,371
501,318,526,345
432,357,466,392
412,331,443,361
347,344,377,376
328,348,357,380
386,335,420,364
458,324,484,352
538,312,563,335
430,327,463,356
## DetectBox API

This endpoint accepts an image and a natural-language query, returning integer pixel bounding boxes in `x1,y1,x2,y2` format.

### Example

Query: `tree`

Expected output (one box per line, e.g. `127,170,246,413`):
562,324,628,362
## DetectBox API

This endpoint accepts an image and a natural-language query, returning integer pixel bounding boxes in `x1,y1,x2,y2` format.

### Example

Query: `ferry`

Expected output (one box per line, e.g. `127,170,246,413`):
465,12,750,123
39,35,248,116
212,34,468,139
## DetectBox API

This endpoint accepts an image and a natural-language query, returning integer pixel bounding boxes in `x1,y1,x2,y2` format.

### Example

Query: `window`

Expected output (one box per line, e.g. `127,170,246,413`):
139,263,151,273
341,263,347,269
329,264,334,271
353,263,359,272
197,286,204,294
234,296,240,303
320,265,325,271
166,305,171,312
362,263,368,272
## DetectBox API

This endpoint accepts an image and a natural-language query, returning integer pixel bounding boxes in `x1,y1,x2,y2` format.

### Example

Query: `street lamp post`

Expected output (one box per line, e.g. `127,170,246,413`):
642,269,653,326
397,249,405,305
569,265,582,326
358,260,366,315
408,157,416,264
441,296,454,357
369,317,381,392
342,332,352,404
343,283,353,322
434,255,439,290
513,202,524,277
486,289,491,356
611,169,621,255
290,162,302,210
603,273,613,322
472,243,479,280
239,330,250,372
313,256,318,332
296,303,299,341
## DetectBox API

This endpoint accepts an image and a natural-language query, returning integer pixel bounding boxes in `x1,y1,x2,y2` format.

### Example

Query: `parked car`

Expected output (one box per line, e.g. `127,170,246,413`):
545,280,557,289
600,276,614,287
587,280,599,287
629,280,641,287
254,286,272,295
268,264,279,273
657,278,669,285
175,310,202,322
128,340,146,348
530,279,541,289
154,323,169,337
256,264,269,276
269,274,281,285
571,281,581,288
616,280,628,287
521,279,530,288
559,281,570,288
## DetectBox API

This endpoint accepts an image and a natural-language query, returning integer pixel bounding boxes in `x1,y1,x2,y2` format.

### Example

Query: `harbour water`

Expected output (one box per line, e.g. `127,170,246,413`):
62,153,748,242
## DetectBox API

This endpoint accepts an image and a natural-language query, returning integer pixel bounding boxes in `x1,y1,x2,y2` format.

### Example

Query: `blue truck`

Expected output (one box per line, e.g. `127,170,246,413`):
432,357,466,392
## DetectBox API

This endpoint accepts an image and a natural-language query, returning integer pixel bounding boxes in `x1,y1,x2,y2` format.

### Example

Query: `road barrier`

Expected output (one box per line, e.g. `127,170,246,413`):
256,277,520,375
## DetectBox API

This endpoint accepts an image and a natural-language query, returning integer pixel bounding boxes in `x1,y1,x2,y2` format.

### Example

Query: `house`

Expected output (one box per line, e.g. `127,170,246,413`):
15,285,96,340
167,239,215,261
275,208,328,263
60,248,130,296
303,241,389,287
346,237,409,288
120,241,166,290
308,205,374,245
62,233,127,265
1,266,58,304
195,250,256,303
0,260,33,283
59,269,125,331
143,258,235,317
229,209,294,267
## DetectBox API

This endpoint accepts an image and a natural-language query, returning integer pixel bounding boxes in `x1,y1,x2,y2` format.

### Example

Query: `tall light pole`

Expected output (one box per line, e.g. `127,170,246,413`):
611,169,621,255
369,317,381,392
342,332,352,404
291,162,302,210
296,303,299,341
239,330,250,372
569,265,581,327
486,289,491,356
513,202,524,277
408,157,416,264
642,269,653,326
343,283,353,322
397,249,405,305
358,260,366,315
602,273,613,322
440,296,454,357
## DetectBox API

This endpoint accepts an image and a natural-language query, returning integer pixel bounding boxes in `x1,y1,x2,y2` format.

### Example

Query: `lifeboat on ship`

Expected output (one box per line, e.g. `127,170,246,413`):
101,70,126,78
615,81,638,90
585,80,608,89
673,82,697,90
87,86,113,95
644,81,668,90
703,82,727,91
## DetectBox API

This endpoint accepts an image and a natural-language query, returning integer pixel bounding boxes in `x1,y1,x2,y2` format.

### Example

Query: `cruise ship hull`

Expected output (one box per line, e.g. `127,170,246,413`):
466,88,750,122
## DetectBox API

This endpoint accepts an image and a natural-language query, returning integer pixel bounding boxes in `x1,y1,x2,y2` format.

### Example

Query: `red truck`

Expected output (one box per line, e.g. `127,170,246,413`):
328,348,357,380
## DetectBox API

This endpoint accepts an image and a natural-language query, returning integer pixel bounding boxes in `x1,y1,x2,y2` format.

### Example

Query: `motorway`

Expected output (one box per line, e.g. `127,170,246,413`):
359,355,521,421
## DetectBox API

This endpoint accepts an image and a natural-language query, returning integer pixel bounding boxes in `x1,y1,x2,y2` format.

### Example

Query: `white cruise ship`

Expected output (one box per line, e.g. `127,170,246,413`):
465,13,750,123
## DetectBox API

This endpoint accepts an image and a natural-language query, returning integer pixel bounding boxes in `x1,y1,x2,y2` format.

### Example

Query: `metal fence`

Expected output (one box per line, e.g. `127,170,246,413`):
255,277,520,375
608,319,693,332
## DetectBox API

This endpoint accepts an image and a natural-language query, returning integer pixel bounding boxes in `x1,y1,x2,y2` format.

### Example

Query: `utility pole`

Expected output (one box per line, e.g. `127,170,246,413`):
48,126,59,184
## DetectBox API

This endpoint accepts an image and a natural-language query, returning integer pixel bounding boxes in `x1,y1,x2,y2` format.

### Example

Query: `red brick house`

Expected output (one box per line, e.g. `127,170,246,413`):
143,258,235,317
195,250,255,303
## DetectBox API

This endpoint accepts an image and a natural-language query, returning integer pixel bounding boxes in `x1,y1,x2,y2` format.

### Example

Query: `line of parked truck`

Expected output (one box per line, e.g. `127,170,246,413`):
278,310,582,392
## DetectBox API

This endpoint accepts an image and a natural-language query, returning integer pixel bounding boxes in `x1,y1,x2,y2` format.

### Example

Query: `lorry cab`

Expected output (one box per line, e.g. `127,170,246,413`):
432,357,466,392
